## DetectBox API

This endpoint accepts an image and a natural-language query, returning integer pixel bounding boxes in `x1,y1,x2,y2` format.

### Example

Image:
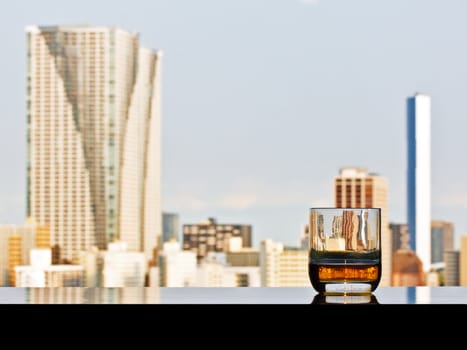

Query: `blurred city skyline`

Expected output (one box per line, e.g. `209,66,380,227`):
1,0,467,250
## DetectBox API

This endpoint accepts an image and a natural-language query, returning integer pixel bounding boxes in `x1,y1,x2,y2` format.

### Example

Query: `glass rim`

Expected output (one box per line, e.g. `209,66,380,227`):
309,207,381,210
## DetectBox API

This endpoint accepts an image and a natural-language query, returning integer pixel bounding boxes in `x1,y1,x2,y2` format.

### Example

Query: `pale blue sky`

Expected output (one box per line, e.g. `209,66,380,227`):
1,0,467,249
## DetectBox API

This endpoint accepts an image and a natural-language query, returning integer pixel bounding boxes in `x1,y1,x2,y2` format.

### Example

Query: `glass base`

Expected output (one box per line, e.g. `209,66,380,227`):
324,283,372,295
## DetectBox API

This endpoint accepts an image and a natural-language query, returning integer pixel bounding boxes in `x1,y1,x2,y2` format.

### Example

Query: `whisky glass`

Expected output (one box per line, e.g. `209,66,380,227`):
308,207,381,295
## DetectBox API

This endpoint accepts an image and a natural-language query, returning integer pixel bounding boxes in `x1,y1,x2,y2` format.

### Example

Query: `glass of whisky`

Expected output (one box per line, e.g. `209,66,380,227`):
308,207,381,295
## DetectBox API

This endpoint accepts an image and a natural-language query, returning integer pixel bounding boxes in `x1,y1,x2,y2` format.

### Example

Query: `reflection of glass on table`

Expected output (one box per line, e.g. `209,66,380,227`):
311,293,379,304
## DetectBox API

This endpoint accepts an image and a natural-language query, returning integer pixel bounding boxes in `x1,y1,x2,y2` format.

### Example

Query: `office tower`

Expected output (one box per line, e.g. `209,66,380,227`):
162,212,179,243
431,220,454,265
26,25,162,264
407,93,431,272
260,239,309,287
182,217,252,261
444,250,460,286
391,249,425,286
389,223,410,254
334,167,391,286
460,236,467,286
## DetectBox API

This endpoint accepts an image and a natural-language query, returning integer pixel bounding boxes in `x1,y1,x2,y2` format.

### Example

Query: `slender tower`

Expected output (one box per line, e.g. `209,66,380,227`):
407,93,431,273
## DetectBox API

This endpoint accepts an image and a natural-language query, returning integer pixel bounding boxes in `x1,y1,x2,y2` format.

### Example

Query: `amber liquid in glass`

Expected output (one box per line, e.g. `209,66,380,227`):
308,261,381,293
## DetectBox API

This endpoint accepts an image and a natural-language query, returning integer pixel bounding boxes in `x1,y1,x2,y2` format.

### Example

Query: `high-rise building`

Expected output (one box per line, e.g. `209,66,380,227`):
259,239,309,287
391,249,425,286
182,217,252,261
162,212,179,243
431,220,454,265
0,224,36,286
460,236,467,286
26,25,162,264
407,93,431,272
389,223,410,254
334,167,391,286
444,250,459,286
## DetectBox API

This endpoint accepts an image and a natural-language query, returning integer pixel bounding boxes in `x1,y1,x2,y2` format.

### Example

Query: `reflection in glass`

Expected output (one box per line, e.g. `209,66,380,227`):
311,292,379,305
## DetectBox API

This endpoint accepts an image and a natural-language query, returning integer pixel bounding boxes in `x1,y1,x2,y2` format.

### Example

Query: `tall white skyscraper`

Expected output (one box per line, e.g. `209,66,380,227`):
26,25,162,264
407,93,431,273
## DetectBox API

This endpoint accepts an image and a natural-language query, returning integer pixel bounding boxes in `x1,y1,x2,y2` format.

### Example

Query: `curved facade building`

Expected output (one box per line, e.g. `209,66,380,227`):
26,25,162,264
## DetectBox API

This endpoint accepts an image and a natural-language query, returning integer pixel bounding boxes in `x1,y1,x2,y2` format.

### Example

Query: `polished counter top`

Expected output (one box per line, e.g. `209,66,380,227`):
0,286,466,304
